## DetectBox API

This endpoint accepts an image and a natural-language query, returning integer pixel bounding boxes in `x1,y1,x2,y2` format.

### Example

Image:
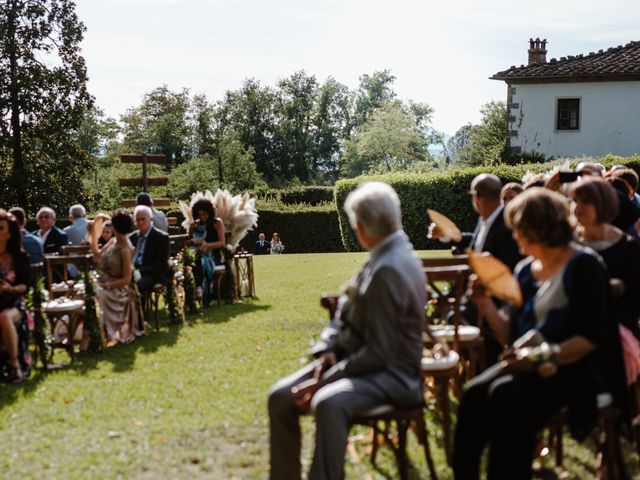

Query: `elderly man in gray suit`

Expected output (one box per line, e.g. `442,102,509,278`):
268,181,427,480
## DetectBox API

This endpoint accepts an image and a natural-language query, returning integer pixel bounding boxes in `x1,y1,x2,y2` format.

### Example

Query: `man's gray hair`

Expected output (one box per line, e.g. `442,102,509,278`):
36,207,56,220
343,182,402,237
134,205,152,219
69,204,86,219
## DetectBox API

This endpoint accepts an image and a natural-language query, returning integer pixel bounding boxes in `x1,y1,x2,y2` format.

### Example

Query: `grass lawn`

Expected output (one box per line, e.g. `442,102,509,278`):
1,251,638,479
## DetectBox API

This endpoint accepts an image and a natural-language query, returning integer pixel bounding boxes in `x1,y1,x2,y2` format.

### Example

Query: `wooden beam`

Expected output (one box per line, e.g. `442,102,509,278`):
118,177,168,187
120,153,167,165
122,198,172,208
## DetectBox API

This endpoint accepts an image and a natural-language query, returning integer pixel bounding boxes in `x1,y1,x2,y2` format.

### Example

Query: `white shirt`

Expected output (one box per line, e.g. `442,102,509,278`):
38,228,51,245
473,205,503,251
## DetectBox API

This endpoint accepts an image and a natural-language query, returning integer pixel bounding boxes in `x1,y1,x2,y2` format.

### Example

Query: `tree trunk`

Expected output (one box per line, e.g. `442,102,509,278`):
7,0,27,207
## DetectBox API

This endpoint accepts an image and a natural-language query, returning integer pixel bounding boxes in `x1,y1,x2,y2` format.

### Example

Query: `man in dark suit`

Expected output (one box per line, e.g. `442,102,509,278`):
255,233,270,255
431,174,521,271
130,205,170,302
33,207,68,255
268,182,426,480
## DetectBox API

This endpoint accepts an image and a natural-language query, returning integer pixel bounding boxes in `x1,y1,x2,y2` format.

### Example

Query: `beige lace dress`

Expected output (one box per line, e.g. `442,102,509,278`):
97,240,141,343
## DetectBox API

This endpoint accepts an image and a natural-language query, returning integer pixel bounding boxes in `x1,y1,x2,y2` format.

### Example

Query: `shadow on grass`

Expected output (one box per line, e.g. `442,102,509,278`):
0,301,272,411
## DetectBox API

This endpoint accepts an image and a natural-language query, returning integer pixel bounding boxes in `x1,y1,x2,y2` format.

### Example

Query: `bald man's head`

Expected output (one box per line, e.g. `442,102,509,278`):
471,174,502,203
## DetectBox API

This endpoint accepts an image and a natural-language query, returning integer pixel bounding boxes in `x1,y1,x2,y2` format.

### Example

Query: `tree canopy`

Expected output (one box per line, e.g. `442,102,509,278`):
0,0,93,212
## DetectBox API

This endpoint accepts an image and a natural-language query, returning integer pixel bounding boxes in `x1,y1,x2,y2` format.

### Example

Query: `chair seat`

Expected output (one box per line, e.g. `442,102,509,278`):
422,350,460,372
152,283,165,292
213,265,226,273
43,298,84,313
427,325,481,343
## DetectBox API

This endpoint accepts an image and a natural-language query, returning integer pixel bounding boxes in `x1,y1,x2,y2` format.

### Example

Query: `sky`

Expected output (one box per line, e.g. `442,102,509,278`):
76,0,640,136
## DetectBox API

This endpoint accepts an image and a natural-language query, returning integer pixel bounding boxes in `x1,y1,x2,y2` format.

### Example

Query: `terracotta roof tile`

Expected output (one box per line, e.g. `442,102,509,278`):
492,41,640,80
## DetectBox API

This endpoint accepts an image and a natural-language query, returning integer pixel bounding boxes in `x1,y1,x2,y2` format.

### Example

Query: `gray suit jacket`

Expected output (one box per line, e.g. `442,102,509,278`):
313,230,427,407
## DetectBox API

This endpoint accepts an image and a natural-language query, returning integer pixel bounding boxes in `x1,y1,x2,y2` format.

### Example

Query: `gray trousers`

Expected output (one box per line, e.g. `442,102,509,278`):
268,362,388,480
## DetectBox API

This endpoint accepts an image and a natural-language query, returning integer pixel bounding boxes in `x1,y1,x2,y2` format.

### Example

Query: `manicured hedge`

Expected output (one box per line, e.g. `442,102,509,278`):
335,155,640,252
254,186,334,206
166,204,343,254
238,206,343,254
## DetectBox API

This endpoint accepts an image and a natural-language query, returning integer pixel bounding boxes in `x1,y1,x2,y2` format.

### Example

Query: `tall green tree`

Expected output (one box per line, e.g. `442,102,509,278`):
0,0,93,211
353,70,397,129
212,79,277,181
311,77,352,180
341,102,431,177
272,71,318,182
457,101,508,166
120,85,192,168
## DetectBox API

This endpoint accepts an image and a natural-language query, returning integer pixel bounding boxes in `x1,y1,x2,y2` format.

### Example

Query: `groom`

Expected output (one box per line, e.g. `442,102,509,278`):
267,182,427,480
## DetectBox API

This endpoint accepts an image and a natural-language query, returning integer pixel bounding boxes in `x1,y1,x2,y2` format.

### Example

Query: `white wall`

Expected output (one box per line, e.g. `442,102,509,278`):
509,81,640,158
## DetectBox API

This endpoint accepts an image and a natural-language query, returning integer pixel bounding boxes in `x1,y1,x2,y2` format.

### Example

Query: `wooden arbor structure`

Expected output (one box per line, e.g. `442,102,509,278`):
118,153,177,226
118,153,171,208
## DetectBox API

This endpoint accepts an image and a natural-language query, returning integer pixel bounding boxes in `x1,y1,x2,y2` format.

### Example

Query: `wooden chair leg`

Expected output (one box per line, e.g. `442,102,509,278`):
414,413,439,480
435,375,453,465
396,420,409,480
154,291,160,331
370,421,380,464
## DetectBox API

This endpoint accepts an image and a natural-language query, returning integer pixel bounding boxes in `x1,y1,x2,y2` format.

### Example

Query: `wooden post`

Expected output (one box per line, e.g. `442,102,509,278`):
142,153,148,192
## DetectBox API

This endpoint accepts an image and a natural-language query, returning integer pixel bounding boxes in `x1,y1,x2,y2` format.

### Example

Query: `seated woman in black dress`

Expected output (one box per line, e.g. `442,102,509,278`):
453,188,626,480
188,199,225,304
0,210,30,383
571,177,640,338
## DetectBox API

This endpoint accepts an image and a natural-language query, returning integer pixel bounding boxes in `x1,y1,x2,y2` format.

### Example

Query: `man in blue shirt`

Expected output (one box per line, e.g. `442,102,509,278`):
9,207,44,264
64,204,89,245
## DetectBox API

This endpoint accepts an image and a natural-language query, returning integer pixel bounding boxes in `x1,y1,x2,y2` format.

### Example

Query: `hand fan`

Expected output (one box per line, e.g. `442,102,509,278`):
427,209,462,243
468,250,522,306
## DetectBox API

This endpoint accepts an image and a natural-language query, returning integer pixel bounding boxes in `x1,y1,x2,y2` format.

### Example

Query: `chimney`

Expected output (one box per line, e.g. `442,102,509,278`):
528,37,548,65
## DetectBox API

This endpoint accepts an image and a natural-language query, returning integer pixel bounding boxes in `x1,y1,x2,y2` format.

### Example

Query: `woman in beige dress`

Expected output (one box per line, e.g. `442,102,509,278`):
89,210,141,345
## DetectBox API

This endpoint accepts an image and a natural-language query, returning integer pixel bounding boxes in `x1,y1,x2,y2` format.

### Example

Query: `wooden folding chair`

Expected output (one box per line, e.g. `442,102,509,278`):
42,254,94,359
319,295,439,480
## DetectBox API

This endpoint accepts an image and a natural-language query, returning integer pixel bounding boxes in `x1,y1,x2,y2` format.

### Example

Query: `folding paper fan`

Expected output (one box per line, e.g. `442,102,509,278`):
468,250,522,306
427,209,462,243
87,213,110,244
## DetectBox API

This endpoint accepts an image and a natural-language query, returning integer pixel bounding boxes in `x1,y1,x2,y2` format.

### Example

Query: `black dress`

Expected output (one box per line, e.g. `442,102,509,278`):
0,252,30,311
589,234,640,338
453,249,627,479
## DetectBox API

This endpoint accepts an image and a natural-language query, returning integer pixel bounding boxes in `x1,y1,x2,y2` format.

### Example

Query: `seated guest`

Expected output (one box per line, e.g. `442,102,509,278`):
573,162,640,235
453,188,626,479
430,174,521,271
130,206,170,304
270,233,283,255
571,178,640,338
610,167,640,208
268,182,426,480
0,210,30,383
255,233,270,255
188,199,225,305
33,207,68,254
500,182,524,206
136,192,169,233
63,204,88,245
98,221,113,248
89,211,141,345
9,207,43,264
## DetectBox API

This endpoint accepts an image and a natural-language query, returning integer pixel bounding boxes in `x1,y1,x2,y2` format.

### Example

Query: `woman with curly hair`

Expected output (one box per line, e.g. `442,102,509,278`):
0,210,30,383
189,199,225,305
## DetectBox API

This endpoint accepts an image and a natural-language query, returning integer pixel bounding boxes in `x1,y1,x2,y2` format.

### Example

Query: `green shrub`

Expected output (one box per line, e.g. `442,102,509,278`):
254,186,334,206
165,203,343,254
335,155,640,251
